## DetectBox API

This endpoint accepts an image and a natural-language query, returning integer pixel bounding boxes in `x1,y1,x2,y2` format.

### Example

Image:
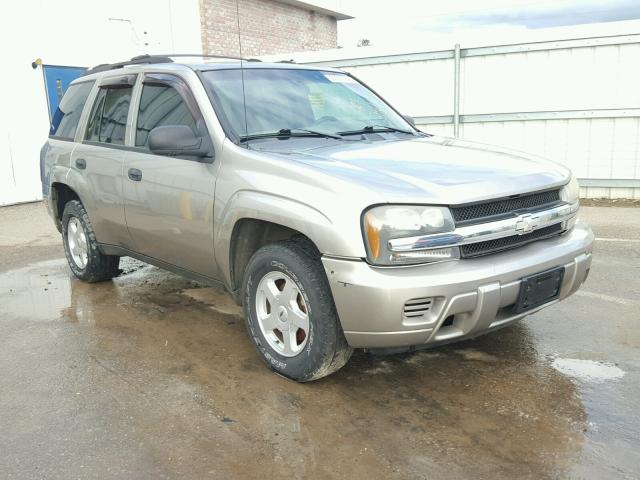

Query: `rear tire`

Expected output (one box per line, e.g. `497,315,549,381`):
242,238,353,382
62,200,120,283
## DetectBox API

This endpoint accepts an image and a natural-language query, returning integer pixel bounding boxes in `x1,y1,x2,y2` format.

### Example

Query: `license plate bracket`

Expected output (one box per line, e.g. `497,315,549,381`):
514,266,565,313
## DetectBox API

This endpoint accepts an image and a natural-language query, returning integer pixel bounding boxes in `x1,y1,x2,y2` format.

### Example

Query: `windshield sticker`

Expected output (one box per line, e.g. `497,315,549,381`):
308,92,325,107
323,73,357,84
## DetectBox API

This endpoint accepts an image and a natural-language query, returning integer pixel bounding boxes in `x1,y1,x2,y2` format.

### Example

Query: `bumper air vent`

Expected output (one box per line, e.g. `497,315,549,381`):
403,297,433,319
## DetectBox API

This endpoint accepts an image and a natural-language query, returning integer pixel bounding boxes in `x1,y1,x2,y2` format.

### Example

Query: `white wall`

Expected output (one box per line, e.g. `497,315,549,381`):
0,0,202,206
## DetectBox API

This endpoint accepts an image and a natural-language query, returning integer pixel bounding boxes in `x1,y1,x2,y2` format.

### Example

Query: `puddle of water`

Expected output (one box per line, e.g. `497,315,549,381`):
552,358,625,382
455,348,499,363
1,256,602,479
402,351,440,365
0,259,72,322
363,360,394,374
181,287,242,317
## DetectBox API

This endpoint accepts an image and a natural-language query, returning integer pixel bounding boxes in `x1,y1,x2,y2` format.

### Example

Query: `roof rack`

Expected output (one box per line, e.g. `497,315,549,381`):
83,53,261,76
156,53,262,62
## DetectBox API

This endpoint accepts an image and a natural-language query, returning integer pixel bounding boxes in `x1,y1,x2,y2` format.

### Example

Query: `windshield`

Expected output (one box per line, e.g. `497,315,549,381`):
201,68,413,141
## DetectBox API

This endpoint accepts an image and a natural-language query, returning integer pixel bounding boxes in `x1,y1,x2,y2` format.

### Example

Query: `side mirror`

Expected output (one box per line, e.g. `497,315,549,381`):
148,125,212,160
402,114,416,127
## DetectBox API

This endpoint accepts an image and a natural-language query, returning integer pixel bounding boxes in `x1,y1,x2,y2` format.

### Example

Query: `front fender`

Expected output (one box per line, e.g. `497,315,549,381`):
214,189,359,289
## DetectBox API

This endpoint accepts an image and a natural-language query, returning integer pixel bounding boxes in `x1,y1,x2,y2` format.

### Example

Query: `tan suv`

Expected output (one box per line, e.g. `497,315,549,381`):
41,55,593,381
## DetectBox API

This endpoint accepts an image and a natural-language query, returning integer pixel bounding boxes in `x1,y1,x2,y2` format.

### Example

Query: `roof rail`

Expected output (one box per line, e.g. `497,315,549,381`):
83,55,174,76
83,53,261,76
155,53,262,62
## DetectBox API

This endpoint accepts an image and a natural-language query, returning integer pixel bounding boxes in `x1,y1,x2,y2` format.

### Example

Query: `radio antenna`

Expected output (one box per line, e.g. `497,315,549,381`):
235,0,250,147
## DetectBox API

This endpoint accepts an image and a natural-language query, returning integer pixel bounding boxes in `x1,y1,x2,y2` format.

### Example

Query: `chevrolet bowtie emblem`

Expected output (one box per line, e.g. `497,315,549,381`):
515,213,536,234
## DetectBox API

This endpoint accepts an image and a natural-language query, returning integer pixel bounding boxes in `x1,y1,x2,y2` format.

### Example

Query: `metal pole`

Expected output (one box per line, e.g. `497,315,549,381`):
453,43,461,138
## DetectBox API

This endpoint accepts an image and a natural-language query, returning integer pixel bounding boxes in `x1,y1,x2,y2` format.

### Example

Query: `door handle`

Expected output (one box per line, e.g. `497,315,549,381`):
75,158,86,170
128,168,142,182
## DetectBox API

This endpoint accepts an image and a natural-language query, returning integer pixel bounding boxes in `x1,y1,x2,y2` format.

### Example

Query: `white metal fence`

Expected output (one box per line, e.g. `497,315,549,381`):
300,33,640,199
4,31,639,205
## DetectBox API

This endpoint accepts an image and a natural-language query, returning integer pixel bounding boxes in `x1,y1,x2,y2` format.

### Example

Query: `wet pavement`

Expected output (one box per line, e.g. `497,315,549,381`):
1,202,639,479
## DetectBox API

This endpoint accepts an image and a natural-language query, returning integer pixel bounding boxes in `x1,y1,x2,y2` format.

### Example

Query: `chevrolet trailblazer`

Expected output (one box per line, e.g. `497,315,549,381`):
41,55,593,381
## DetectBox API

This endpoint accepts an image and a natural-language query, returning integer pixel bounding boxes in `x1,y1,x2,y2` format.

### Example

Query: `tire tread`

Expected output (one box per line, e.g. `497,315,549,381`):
243,237,352,382
62,200,120,283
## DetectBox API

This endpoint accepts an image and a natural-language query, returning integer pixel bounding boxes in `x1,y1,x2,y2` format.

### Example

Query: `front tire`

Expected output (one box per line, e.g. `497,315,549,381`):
243,238,353,382
62,200,120,283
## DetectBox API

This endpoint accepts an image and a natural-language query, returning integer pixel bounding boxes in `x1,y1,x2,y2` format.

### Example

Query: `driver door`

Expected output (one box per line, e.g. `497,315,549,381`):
122,73,218,278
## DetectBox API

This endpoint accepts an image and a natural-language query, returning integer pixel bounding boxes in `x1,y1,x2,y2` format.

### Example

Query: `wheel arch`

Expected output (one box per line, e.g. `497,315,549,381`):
227,218,321,304
215,190,343,295
50,182,83,232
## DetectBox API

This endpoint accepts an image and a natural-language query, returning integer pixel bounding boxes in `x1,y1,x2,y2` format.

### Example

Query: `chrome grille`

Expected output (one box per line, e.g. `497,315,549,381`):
460,223,563,258
451,189,561,225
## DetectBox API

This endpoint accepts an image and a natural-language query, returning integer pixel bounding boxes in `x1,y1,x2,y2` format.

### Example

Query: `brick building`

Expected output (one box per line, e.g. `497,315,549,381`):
199,0,352,56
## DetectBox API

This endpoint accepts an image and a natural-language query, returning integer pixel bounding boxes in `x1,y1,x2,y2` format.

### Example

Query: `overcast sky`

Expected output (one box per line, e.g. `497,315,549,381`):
336,0,640,48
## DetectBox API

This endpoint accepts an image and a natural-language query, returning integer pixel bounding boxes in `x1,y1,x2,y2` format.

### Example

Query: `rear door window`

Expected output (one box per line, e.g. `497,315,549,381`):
85,84,133,145
49,81,95,140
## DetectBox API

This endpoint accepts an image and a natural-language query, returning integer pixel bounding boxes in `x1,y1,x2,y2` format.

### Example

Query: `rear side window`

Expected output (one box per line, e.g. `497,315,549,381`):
49,81,94,140
85,85,133,145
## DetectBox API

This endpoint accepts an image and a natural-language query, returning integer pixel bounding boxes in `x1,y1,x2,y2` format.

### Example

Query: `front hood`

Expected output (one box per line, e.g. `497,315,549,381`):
257,135,570,205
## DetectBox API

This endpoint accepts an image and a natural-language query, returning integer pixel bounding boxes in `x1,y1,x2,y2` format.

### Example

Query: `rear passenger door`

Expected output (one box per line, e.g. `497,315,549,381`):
122,73,218,277
44,79,94,198
69,75,136,247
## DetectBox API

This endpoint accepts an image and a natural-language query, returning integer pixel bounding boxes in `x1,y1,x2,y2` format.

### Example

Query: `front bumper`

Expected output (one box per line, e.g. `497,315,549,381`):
322,222,594,348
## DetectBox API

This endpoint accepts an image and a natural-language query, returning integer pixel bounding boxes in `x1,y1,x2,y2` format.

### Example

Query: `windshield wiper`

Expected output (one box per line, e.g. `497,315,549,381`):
337,125,415,136
239,128,342,143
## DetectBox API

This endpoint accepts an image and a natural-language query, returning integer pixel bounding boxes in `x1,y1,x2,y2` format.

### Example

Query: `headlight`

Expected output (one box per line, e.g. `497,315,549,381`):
362,205,458,265
560,175,580,204
560,175,580,232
